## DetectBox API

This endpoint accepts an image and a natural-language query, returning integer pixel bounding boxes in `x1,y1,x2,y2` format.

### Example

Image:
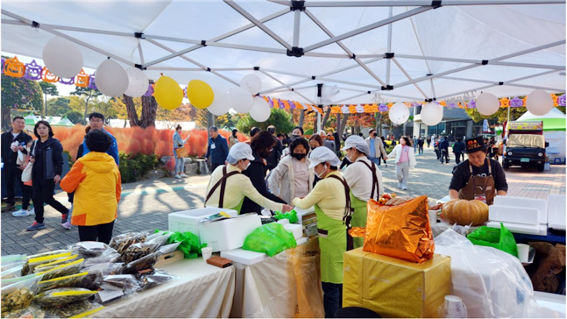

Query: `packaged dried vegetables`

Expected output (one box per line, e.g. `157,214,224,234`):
1,265,24,280
39,258,84,281
22,251,72,275
2,304,45,319
33,255,79,274
82,262,124,277
70,241,113,258
1,274,41,315
1,255,27,272
102,274,139,294
34,288,97,307
137,270,174,292
123,252,160,274
37,272,89,292
82,249,121,267
43,300,104,318
121,243,152,264
110,232,147,254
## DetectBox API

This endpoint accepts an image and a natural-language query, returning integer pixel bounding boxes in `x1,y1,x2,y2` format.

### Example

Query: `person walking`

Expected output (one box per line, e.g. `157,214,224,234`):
439,137,450,164
229,129,239,148
79,113,119,164
205,126,229,172
1,116,33,215
60,129,121,244
388,136,416,190
173,125,190,179
452,137,465,164
418,137,424,155
365,129,387,166
426,136,432,148
26,121,69,231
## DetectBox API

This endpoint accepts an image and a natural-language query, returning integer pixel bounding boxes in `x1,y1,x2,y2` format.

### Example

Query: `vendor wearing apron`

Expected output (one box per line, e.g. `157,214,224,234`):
205,142,292,214
449,136,508,205
292,147,351,318
341,135,384,248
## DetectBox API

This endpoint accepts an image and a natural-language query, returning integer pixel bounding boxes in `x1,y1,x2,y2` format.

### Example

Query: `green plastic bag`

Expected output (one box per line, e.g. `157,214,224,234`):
154,230,207,259
273,210,299,224
467,223,518,257
242,223,297,257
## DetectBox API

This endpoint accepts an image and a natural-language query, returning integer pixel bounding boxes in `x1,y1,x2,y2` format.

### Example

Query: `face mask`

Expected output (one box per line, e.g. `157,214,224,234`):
292,153,306,160
292,134,300,138
315,165,327,179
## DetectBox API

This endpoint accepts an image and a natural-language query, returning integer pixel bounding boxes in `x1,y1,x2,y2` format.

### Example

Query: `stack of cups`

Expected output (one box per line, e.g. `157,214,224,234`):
201,247,213,262
444,295,467,318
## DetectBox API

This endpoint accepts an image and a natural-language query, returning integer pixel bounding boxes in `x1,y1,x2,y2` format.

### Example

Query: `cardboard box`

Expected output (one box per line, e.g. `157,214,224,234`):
343,248,451,318
168,207,238,235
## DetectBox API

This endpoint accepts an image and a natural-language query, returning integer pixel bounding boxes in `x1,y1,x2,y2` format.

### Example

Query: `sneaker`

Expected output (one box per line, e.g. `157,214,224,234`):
402,186,408,190
174,174,182,179
26,222,46,231
61,214,68,224
180,173,188,178
61,222,72,230
27,207,34,216
12,209,32,217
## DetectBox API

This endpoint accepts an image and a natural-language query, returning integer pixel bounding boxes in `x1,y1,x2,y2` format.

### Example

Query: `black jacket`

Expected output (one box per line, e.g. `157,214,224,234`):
453,141,465,154
32,137,63,181
241,151,286,214
266,140,283,171
1,130,32,166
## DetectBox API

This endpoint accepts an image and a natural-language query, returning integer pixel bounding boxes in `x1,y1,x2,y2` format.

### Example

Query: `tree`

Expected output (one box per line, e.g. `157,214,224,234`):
465,106,527,123
236,108,294,134
1,74,43,130
121,94,158,128
65,110,84,124
47,97,71,116
70,87,102,123
39,81,58,118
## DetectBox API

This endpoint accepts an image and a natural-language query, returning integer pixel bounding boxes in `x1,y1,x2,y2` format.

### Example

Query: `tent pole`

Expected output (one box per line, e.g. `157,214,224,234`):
259,78,313,94
318,77,382,89
392,58,428,98
224,0,292,50
303,6,431,53
440,75,564,92
335,92,371,103
259,70,317,104
142,8,289,68
293,10,300,47
269,0,564,7
318,57,383,77
386,7,393,85
137,40,145,65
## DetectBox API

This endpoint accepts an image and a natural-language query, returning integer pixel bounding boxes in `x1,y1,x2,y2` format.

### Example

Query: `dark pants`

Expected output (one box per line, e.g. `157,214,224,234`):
454,152,464,164
434,148,440,159
5,165,31,209
32,179,68,223
210,162,223,172
78,221,115,244
418,145,424,154
322,282,343,318
440,149,449,163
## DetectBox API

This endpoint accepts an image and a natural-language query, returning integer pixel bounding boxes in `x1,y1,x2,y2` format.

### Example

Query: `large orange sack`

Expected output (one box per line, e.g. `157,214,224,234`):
362,195,434,263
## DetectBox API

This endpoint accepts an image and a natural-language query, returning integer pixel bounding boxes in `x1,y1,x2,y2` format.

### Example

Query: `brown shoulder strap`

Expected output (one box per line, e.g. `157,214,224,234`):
487,158,492,175
205,166,240,208
328,174,354,251
357,160,379,201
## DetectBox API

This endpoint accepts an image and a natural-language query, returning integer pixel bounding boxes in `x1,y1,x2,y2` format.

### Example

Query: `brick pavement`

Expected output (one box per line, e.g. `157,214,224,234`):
2,147,564,256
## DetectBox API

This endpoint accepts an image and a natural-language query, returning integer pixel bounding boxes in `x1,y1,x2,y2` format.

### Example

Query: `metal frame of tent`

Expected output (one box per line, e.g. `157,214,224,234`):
1,0,565,106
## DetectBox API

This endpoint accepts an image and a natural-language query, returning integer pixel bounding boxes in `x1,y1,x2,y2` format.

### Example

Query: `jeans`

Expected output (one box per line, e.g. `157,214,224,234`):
368,157,380,166
418,145,424,154
454,152,464,164
5,165,31,209
440,150,449,163
322,282,342,318
396,161,410,189
78,221,115,244
175,156,185,175
32,179,68,223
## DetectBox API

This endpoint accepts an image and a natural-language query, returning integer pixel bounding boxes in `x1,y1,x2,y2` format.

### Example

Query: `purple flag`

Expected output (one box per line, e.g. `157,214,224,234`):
510,96,523,108
23,60,42,80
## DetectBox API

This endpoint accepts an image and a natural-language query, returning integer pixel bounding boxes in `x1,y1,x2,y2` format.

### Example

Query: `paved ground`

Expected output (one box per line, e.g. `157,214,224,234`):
2,147,564,255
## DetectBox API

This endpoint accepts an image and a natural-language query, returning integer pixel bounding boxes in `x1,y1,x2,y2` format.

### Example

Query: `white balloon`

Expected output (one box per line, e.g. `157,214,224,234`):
42,37,83,78
207,87,230,115
95,59,129,97
476,92,499,116
389,102,410,125
421,102,443,126
239,74,262,94
526,89,554,116
249,97,271,122
124,67,149,97
228,86,254,113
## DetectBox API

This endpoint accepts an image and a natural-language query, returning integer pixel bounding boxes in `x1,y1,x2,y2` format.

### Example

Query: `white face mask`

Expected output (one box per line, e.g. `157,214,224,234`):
315,164,327,178
240,160,250,171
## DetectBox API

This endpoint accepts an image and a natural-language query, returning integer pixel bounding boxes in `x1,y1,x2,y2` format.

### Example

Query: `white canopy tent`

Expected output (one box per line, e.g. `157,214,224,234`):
1,0,565,105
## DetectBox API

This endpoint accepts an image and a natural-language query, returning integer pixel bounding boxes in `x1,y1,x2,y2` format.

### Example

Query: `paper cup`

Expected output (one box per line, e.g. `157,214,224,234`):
201,247,212,261
444,295,467,318
517,243,530,263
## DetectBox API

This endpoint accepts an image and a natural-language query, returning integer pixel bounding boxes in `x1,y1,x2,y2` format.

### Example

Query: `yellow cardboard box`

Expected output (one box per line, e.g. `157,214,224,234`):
343,248,451,318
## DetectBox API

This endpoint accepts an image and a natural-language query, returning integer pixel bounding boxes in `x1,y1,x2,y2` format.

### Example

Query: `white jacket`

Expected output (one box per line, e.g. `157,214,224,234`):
268,155,314,204
388,144,416,168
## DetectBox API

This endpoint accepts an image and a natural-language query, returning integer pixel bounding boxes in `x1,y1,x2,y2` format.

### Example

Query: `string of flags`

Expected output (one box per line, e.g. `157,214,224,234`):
3,56,565,114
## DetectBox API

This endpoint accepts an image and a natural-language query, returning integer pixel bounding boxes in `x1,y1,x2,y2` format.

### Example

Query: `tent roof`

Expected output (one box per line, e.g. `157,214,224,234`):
517,107,566,131
2,1,565,104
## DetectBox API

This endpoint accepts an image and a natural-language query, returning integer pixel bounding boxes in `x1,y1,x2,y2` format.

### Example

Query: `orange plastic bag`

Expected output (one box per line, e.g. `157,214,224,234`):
359,195,434,263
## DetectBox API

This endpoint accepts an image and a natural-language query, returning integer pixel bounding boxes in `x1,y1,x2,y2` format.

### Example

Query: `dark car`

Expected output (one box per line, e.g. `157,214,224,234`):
503,134,548,171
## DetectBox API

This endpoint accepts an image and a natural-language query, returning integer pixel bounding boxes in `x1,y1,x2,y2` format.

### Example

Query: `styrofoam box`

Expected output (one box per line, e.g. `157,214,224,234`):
493,196,548,224
486,221,547,236
489,205,540,225
221,248,267,265
547,194,566,230
284,224,303,240
200,213,261,252
168,207,238,235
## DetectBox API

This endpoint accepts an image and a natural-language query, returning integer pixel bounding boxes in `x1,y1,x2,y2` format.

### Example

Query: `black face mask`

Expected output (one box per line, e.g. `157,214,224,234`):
291,153,307,160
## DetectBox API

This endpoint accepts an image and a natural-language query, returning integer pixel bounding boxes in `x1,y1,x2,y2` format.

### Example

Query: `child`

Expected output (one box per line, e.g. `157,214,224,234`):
60,130,121,244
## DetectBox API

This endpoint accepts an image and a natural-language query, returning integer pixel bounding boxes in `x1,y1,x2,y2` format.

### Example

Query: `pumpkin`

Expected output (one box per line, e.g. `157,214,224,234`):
441,199,489,226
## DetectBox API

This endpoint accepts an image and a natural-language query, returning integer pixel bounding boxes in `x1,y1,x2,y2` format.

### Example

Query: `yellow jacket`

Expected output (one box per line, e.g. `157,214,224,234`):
292,171,347,221
60,152,121,226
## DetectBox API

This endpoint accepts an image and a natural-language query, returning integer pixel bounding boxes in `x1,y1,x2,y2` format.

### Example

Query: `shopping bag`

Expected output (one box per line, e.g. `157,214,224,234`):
242,223,297,257
175,147,187,158
467,223,518,257
21,162,33,183
361,195,434,263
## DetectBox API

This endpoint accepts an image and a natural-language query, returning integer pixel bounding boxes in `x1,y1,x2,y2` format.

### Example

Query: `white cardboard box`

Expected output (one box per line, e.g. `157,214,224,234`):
221,248,267,265
486,221,548,236
200,213,261,252
493,196,548,224
547,194,566,230
489,205,541,225
167,207,238,236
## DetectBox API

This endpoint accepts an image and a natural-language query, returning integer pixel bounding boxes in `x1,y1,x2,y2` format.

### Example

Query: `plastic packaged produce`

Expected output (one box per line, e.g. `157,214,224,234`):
37,272,89,292
435,229,559,318
2,304,45,319
110,232,148,254
158,242,181,255
34,288,97,307
123,252,160,274
137,270,174,292
1,274,42,315
1,265,25,280
82,249,121,267
242,223,297,257
82,262,124,277
33,254,79,273
467,223,518,257
39,258,84,281
273,210,299,223
44,300,104,318
70,241,114,258
121,243,152,264
22,251,72,275
103,274,139,295
1,255,27,272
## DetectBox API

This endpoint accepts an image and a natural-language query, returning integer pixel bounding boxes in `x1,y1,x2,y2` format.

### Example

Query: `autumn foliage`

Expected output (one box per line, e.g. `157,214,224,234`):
53,126,247,159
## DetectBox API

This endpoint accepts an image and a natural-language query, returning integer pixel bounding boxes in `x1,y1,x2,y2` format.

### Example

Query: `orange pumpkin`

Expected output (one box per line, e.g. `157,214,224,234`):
441,199,489,226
